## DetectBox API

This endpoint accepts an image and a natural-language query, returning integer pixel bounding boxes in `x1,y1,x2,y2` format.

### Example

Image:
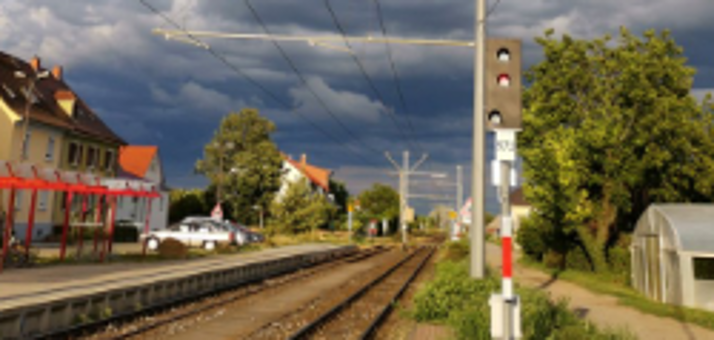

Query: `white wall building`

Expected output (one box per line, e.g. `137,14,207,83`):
276,153,332,201
101,146,169,232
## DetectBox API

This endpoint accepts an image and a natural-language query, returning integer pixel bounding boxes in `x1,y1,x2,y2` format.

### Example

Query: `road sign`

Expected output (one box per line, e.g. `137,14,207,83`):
449,210,457,220
495,129,517,161
211,203,223,221
348,203,354,213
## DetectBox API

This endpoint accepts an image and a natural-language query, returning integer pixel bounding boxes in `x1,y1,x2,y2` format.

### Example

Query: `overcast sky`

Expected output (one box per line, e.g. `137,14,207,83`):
3,0,713,214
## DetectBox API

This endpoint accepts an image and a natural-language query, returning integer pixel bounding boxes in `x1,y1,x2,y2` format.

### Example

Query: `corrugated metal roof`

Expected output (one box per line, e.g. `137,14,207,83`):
637,204,714,253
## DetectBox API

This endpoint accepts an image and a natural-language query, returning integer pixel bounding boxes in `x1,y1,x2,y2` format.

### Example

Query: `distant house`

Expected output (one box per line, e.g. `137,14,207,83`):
277,153,332,201
102,146,169,231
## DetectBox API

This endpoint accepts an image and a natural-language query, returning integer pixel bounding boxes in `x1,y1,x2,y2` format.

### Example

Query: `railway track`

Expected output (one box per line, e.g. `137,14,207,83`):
43,246,389,340
248,246,435,340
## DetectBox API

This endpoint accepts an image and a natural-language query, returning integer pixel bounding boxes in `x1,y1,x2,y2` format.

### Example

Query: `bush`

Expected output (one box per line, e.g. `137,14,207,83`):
607,244,631,284
566,245,593,272
516,216,547,261
413,258,635,339
544,250,565,269
157,238,188,259
442,239,470,262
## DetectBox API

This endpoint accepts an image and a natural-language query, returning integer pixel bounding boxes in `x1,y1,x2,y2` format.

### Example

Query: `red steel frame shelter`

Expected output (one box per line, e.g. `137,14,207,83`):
0,160,159,273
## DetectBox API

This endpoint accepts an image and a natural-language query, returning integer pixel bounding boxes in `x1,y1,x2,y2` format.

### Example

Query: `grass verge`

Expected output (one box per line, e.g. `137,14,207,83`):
407,241,635,339
519,258,714,331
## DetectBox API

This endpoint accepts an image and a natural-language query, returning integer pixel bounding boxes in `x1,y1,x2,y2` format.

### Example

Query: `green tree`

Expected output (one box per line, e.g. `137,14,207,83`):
195,109,283,225
329,179,350,215
168,189,208,223
520,27,714,272
269,179,334,235
358,183,400,221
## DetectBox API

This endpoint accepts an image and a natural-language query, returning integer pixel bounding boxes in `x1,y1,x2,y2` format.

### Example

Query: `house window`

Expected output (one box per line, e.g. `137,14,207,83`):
46,136,55,161
68,142,82,166
104,150,115,171
38,191,48,211
86,146,97,169
21,129,31,159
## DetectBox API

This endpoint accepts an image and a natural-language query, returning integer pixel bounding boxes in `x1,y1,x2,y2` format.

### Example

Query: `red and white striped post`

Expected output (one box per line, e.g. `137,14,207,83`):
501,215,513,299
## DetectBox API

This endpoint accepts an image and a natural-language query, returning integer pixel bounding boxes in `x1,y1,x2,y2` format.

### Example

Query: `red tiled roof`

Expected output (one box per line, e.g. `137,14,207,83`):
0,51,125,145
283,154,332,192
54,90,76,100
119,146,157,178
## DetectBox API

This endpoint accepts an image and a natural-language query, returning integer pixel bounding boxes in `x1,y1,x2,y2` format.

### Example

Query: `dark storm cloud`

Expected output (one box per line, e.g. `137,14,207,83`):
2,0,713,214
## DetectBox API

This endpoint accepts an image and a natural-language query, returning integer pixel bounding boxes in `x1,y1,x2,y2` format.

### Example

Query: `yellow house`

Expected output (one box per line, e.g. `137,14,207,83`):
0,53,125,241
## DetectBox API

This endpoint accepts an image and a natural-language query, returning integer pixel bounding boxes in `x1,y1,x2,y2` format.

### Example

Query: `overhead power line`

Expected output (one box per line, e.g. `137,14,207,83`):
323,0,415,152
371,0,424,155
138,0,381,166
244,0,385,158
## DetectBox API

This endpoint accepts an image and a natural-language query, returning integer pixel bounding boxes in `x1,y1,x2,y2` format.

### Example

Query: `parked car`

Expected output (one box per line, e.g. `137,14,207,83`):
141,220,236,251
230,221,264,243
181,217,251,245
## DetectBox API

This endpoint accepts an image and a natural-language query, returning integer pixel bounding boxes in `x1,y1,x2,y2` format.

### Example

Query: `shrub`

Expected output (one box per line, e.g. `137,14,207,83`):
566,245,593,272
412,260,499,322
157,238,188,259
516,216,547,261
442,239,470,262
413,258,635,339
544,250,565,269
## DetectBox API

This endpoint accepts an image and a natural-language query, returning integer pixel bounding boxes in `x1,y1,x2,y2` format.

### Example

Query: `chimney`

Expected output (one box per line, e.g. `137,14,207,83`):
52,65,63,80
300,154,306,167
30,56,40,71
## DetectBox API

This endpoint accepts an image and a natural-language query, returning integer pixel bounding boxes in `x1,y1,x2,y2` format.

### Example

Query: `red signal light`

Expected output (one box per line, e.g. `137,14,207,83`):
497,74,511,87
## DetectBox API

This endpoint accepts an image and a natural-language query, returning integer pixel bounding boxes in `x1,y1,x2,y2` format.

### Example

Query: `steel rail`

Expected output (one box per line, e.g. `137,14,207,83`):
287,246,432,340
37,246,387,339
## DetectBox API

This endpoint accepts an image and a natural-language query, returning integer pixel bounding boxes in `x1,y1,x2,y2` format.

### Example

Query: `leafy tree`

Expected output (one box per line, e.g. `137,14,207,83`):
195,109,283,225
519,27,714,272
168,189,208,223
358,183,400,221
269,179,334,235
329,179,350,215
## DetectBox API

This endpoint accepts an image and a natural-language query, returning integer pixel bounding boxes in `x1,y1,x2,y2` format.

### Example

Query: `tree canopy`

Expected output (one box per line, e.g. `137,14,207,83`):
195,108,283,225
358,183,400,221
518,27,714,272
269,178,334,235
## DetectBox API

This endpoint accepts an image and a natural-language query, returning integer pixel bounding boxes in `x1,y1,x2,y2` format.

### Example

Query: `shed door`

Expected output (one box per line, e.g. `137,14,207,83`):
645,235,662,301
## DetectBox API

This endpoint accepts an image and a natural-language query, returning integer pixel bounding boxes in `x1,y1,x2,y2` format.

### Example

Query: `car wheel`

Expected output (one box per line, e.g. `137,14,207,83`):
147,238,160,251
204,241,216,251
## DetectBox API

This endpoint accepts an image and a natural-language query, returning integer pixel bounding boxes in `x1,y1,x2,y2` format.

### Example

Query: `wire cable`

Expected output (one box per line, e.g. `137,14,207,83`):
138,0,381,166
244,0,385,158
324,0,415,152
371,0,425,155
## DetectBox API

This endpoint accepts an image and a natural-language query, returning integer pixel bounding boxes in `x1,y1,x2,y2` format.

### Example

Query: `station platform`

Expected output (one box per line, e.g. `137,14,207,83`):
0,243,356,338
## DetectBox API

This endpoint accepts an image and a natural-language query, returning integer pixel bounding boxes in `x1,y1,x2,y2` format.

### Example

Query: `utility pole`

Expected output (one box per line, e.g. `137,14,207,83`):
471,0,487,279
214,141,234,207
386,151,427,246
456,165,464,240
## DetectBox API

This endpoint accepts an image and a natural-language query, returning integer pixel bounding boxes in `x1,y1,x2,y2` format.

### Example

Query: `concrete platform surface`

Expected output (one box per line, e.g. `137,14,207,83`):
0,244,341,308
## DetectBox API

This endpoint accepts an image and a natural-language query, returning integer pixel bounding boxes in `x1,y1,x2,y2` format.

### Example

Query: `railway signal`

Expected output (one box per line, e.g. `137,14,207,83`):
486,38,522,130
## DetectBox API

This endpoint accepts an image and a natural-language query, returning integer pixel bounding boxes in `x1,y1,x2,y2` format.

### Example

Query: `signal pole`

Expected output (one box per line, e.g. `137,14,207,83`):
472,0,487,279
386,151,427,246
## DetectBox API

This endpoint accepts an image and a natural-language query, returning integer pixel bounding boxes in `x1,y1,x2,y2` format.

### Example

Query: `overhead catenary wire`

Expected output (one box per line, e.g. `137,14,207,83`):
371,0,425,155
324,0,416,152
244,0,386,158
138,0,381,166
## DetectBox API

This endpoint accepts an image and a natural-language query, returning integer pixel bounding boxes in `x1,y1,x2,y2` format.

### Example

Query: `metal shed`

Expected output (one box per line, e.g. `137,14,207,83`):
631,204,714,311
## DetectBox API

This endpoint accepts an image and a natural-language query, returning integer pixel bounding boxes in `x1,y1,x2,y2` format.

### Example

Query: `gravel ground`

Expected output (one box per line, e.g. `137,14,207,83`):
79,247,387,340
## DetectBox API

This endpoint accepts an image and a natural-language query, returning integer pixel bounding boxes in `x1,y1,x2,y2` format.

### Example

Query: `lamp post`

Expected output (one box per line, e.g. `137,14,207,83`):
214,141,235,206
14,70,50,160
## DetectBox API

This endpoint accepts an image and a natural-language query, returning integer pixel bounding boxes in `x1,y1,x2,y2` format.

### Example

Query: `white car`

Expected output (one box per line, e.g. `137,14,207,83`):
141,220,236,251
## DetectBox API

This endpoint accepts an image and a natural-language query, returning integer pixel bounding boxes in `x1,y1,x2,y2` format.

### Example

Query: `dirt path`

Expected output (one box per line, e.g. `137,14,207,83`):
487,243,714,340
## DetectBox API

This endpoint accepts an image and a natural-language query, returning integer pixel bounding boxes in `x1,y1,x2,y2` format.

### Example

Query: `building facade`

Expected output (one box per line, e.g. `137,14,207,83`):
0,53,125,241
102,146,169,232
